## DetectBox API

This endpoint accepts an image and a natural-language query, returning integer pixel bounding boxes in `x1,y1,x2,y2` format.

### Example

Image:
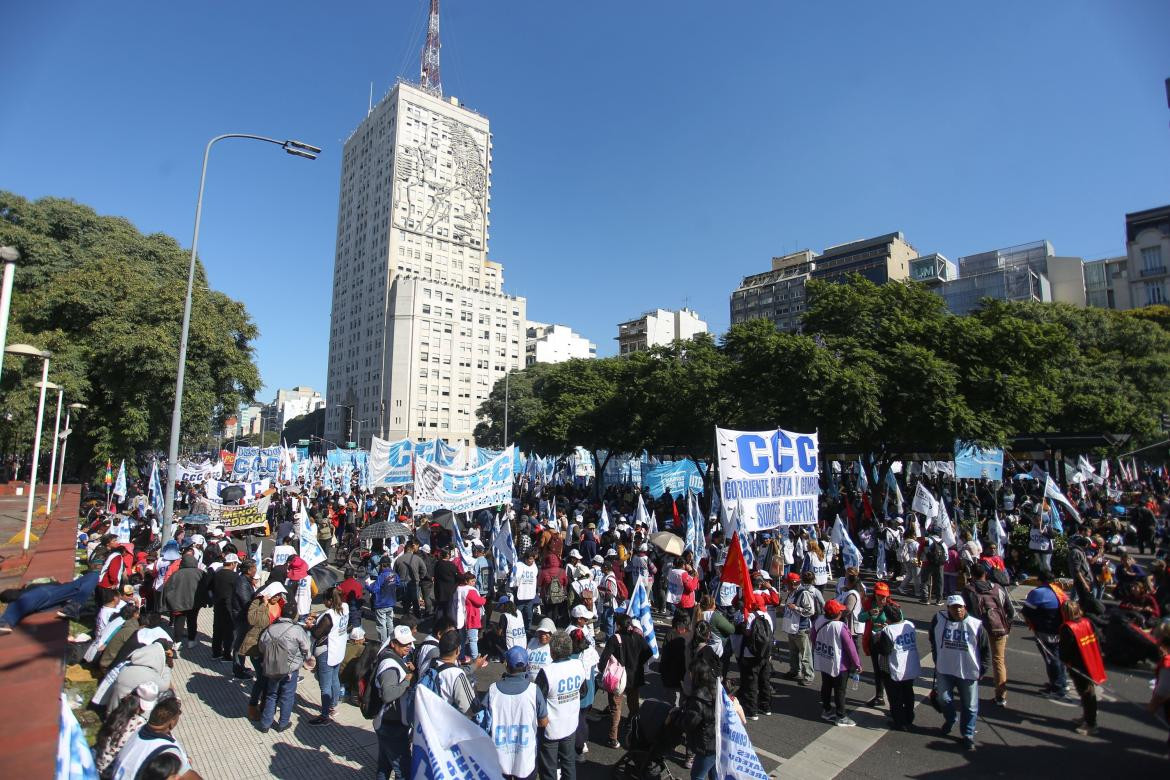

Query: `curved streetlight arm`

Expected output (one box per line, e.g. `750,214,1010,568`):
163,133,319,542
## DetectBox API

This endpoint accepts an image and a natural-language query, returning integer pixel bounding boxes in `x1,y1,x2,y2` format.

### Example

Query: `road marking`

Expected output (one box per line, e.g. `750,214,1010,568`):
754,746,787,763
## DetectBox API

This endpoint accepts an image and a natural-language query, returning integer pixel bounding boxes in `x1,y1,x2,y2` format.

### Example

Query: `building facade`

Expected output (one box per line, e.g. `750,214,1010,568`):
525,322,596,366
324,79,526,449
261,386,325,435
1083,256,1130,310
616,308,707,354
810,232,918,286
1125,205,1170,308
729,250,816,332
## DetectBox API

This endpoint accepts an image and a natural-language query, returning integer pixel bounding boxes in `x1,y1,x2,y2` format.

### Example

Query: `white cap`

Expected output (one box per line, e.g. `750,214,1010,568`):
209,526,225,538
568,549,582,559
593,555,604,564
421,544,431,553
605,548,617,557
945,594,966,607
349,627,367,641
536,618,556,634
571,605,595,620
392,625,415,646
638,543,649,552
190,534,206,545
758,570,772,581
135,682,160,713
223,553,240,564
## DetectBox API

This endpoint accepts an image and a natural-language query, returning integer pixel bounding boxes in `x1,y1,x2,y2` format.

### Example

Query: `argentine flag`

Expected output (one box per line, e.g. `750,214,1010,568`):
597,503,610,535
621,575,659,658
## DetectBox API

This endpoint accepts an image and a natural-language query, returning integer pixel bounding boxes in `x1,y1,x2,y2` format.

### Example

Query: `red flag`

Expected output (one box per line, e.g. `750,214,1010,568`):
672,499,681,529
861,492,875,520
843,497,857,534
723,532,756,618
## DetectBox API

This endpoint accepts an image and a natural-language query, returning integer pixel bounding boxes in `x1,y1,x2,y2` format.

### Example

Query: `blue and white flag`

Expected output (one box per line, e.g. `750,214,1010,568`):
649,510,658,535
1043,474,1081,524
989,510,1008,551
831,515,860,570
451,514,477,571
597,503,610,535
56,692,97,780
715,684,768,780
147,460,164,535
112,460,127,502
620,575,659,658
726,500,753,569
635,493,651,530
297,506,328,570
492,513,516,575
411,685,505,780
856,458,868,494
686,491,705,563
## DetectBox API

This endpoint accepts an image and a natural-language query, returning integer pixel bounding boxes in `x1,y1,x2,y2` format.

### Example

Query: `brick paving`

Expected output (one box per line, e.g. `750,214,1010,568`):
171,609,379,779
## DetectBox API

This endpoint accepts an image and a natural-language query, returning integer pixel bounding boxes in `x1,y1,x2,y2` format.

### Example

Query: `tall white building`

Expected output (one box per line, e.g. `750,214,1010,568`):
324,8,525,449
525,322,596,366
616,308,708,355
262,386,325,434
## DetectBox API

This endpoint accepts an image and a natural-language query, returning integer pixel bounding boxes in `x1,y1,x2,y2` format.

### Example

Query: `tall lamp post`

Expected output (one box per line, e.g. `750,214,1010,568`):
0,247,18,378
163,134,320,542
56,402,86,501
6,343,51,551
38,381,63,515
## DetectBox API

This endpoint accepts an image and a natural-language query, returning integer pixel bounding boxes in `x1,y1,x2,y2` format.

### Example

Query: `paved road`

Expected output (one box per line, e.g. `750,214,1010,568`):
169,573,1169,779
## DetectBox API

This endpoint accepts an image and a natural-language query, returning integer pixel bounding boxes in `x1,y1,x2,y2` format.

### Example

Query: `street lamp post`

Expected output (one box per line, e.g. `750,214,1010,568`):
57,403,86,501
39,381,63,515
163,134,320,542
0,247,18,379
6,344,51,551
503,371,510,446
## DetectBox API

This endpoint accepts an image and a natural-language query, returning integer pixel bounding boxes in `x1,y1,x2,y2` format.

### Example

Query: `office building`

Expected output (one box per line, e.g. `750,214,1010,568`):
1083,256,1131,310
324,5,526,449
730,250,816,332
908,253,957,288
261,386,325,434
810,232,918,285
525,322,596,366
616,308,707,355
1125,205,1170,308
940,240,1098,314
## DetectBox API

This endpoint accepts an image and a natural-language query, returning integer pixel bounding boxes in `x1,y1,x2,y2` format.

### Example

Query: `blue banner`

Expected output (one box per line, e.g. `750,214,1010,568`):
414,447,516,515
954,440,1004,481
642,460,704,498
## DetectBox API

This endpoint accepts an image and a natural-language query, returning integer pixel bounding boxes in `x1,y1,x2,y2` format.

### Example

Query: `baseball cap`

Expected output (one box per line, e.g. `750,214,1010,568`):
505,646,529,670
223,553,240,564
786,572,801,584
757,570,772,581
593,555,604,565
568,549,582,559
420,544,431,553
536,618,556,634
571,605,595,621
945,594,966,607
349,627,366,641
824,600,845,617
605,549,617,558
392,625,415,646
874,582,890,597
135,682,160,713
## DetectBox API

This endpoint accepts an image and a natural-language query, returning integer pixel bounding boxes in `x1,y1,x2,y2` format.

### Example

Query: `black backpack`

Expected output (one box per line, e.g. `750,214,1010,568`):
359,649,404,720
746,614,774,658
926,541,947,566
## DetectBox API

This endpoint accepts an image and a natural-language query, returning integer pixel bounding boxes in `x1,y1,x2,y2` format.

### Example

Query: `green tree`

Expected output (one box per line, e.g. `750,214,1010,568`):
281,408,325,446
0,192,261,478
474,362,555,449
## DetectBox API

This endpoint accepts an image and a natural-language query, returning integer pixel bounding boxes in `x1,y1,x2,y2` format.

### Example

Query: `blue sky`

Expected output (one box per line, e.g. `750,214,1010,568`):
3,1,1169,404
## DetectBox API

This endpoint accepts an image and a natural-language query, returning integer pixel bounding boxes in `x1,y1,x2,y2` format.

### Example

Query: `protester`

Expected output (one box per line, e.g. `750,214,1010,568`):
738,594,775,720
368,558,398,643
597,612,651,748
961,561,1015,706
373,625,416,780
257,600,314,733
812,599,861,727
1058,600,1106,736
310,587,350,725
873,606,920,731
1022,571,1070,699
681,661,718,780
930,594,990,751
108,696,199,779
534,631,586,780
94,682,160,776
487,646,549,780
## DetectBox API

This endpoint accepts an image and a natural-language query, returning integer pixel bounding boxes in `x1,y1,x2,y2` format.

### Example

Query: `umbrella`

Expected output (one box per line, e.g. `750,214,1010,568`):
650,531,685,557
430,509,456,532
182,513,212,526
219,485,246,503
359,521,413,540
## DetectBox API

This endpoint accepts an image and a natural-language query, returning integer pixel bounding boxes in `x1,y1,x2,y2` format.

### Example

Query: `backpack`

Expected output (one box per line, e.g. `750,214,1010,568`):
612,574,630,602
259,621,299,678
926,541,947,567
973,587,1011,637
418,661,450,696
599,636,627,694
359,649,404,720
746,614,774,658
547,577,567,605
989,565,1010,588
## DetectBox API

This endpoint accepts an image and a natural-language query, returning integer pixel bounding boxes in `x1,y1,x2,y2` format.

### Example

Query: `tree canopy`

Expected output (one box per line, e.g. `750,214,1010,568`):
0,192,261,477
477,275,1170,490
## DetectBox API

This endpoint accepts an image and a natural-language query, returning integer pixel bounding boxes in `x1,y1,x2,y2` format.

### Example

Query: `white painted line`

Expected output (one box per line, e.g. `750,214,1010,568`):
754,746,787,764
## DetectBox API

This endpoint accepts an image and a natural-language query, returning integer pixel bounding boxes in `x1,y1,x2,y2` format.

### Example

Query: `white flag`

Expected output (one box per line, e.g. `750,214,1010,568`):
715,683,769,780
1043,474,1081,523
297,505,328,569
912,482,938,518
937,501,957,549
411,685,505,779
112,459,127,502
635,493,650,529
597,503,610,535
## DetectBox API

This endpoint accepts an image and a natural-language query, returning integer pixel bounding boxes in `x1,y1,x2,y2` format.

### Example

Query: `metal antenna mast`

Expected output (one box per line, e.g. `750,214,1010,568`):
420,0,442,95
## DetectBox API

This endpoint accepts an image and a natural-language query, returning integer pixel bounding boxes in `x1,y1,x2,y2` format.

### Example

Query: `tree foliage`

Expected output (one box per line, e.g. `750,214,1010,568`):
0,192,261,476
476,275,1170,486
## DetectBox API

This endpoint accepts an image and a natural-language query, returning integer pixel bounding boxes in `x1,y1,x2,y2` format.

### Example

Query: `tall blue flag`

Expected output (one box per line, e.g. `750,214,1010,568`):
621,575,659,658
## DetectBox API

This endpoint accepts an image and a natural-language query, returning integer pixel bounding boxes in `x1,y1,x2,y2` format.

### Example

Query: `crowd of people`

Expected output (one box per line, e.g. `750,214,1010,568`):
3,457,1170,779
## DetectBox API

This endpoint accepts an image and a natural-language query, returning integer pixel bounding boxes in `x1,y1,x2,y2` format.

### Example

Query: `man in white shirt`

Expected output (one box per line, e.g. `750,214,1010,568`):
534,632,586,780
511,550,539,629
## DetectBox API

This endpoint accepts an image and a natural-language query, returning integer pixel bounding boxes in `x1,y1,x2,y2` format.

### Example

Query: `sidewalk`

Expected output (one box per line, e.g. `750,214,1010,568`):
0,486,82,779
171,609,379,779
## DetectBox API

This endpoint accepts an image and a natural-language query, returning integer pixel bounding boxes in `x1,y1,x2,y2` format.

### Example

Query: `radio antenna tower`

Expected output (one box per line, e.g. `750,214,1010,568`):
420,0,442,95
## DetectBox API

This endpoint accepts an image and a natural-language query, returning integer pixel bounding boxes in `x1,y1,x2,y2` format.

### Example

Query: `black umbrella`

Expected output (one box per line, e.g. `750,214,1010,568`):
359,521,413,540
430,509,456,531
219,485,245,503
182,513,212,526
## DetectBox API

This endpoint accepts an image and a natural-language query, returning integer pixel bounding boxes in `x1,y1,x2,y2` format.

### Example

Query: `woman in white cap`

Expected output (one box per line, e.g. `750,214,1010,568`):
94,681,162,776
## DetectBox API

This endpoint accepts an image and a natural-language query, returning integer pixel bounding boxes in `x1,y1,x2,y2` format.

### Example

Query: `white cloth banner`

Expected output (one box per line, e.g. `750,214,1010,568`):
1043,474,1082,523
410,685,505,780
716,426,820,532
911,482,938,518
715,683,769,780
369,436,416,485
191,495,271,531
414,447,515,515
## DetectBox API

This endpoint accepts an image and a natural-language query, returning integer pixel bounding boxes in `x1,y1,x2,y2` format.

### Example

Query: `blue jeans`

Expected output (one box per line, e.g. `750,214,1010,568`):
249,656,268,706
260,670,299,729
375,607,394,644
601,605,615,637
518,599,535,630
0,572,99,628
377,720,411,780
936,673,978,740
464,628,479,659
690,752,717,780
317,661,341,717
